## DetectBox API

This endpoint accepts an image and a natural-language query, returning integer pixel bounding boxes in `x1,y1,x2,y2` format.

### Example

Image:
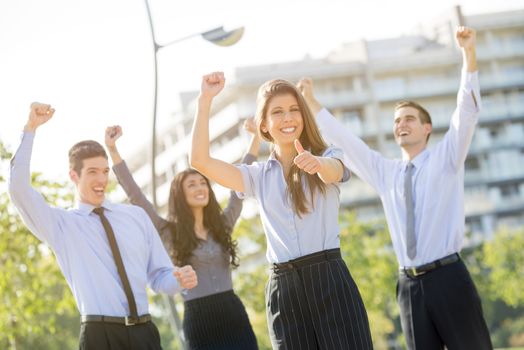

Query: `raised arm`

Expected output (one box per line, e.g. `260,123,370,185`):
190,72,245,192
445,26,481,170
243,117,261,158
459,26,477,73
8,103,60,245
222,117,260,228
105,126,166,230
297,78,390,193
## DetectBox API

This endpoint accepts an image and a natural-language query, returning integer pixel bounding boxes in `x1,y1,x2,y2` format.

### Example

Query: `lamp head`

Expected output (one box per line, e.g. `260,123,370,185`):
201,26,244,47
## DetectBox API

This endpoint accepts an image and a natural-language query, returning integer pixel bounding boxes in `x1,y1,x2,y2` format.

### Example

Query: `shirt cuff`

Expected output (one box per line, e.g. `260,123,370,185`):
242,153,256,165
460,70,481,111
161,273,182,295
235,164,253,199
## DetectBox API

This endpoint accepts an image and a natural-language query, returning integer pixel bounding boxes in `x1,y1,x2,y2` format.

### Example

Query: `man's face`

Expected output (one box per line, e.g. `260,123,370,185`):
393,106,432,148
69,156,110,207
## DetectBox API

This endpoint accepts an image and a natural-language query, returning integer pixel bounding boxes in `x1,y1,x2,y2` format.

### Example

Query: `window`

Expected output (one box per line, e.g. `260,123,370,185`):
465,157,481,171
499,183,520,198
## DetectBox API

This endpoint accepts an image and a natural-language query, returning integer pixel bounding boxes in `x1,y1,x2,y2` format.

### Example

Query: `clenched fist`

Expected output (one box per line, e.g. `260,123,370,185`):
105,125,123,149
456,26,476,50
173,265,198,290
26,102,55,132
200,72,225,100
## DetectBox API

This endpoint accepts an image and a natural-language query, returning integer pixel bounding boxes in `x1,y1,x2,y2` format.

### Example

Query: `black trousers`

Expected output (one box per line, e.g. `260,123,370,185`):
397,258,493,350
266,249,373,350
183,290,258,350
78,320,162,350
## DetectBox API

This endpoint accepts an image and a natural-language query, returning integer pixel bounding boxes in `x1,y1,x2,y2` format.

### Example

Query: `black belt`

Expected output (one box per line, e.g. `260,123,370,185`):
401,253,460,278
272,248,341,273
81,314,152,326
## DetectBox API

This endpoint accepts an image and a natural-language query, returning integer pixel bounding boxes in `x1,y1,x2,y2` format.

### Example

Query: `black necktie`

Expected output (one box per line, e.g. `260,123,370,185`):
93,207,139,321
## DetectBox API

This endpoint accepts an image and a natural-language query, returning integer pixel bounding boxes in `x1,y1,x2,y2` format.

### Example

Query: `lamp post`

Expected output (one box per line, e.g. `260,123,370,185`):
144,0,244,207
143,1,243,348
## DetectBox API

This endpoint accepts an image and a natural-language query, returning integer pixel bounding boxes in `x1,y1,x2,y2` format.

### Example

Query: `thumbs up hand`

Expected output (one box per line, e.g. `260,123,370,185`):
293,139,322,175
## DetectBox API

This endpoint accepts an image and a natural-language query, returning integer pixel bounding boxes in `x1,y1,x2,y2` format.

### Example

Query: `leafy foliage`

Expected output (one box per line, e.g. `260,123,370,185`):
0,143,78,349
1,139,523,349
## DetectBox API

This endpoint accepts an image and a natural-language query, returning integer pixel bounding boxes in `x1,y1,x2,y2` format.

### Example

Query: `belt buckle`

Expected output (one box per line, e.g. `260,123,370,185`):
125,316,136,326
409,267,426,277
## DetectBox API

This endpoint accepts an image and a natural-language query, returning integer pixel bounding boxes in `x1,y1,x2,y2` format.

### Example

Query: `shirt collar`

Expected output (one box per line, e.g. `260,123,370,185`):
265,151,280,171
405,148,429,170
76,199,115,216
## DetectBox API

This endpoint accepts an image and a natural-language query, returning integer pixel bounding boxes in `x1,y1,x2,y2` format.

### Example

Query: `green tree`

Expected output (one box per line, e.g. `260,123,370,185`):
466,227,524,347
483,228,524,308
0,142,78,349
338,210,401,349
233,215,272,350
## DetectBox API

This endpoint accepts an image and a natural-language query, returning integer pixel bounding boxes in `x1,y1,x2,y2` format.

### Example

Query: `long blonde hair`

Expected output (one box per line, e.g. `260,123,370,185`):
255,79,328,216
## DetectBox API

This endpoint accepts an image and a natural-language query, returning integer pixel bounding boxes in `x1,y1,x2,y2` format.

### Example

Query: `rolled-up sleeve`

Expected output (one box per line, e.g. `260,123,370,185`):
235,161,265,199
322,145,351,183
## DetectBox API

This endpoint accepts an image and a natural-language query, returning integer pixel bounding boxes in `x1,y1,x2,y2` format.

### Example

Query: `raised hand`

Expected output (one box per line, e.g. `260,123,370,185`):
456,26,477,72
200,71,225,99
105,125,123,149
297,78,314,102
26,102,55,132
173,265,198,290
243,117,257,135
297,78,322,115
456,26,476,50
293,139,322,175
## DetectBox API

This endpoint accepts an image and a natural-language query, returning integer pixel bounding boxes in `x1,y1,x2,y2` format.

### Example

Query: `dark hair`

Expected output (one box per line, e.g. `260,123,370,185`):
68,140,107,175
395,101,433,142
166,168,238,267
255,79,327,216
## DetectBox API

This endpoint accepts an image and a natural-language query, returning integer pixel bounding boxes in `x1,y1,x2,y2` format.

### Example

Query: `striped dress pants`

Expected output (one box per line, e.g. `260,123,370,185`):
266,248,373,350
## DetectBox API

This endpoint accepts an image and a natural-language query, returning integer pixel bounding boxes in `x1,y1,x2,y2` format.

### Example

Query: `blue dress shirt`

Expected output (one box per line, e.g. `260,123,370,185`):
8,132,180,317
237,146,349,263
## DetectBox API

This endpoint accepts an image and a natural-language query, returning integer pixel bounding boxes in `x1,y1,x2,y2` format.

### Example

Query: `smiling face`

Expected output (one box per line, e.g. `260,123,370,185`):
393,106,432,149
182,172,210,209
69,156,110,207
260,93,304,148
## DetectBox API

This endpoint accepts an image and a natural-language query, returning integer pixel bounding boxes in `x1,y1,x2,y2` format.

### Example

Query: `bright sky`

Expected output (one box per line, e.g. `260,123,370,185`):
1,0,523,182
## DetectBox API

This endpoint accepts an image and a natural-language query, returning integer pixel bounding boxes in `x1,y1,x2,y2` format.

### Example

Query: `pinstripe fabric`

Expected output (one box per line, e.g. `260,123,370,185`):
266,249,373,350
183,290,258,350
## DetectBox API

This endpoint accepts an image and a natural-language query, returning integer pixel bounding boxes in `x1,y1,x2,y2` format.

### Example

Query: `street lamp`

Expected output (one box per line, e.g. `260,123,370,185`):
144,0,244,208
143,1,243,349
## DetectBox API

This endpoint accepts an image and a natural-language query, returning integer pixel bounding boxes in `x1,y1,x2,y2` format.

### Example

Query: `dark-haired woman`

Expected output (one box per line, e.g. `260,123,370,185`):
105,122,259,350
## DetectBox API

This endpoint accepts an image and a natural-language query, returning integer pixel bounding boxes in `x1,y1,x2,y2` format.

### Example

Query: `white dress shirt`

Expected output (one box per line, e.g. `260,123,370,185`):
316,70,481,267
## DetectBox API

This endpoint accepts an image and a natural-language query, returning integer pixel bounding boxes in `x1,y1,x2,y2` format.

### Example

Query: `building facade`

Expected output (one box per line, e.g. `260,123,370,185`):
125,6,524,243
